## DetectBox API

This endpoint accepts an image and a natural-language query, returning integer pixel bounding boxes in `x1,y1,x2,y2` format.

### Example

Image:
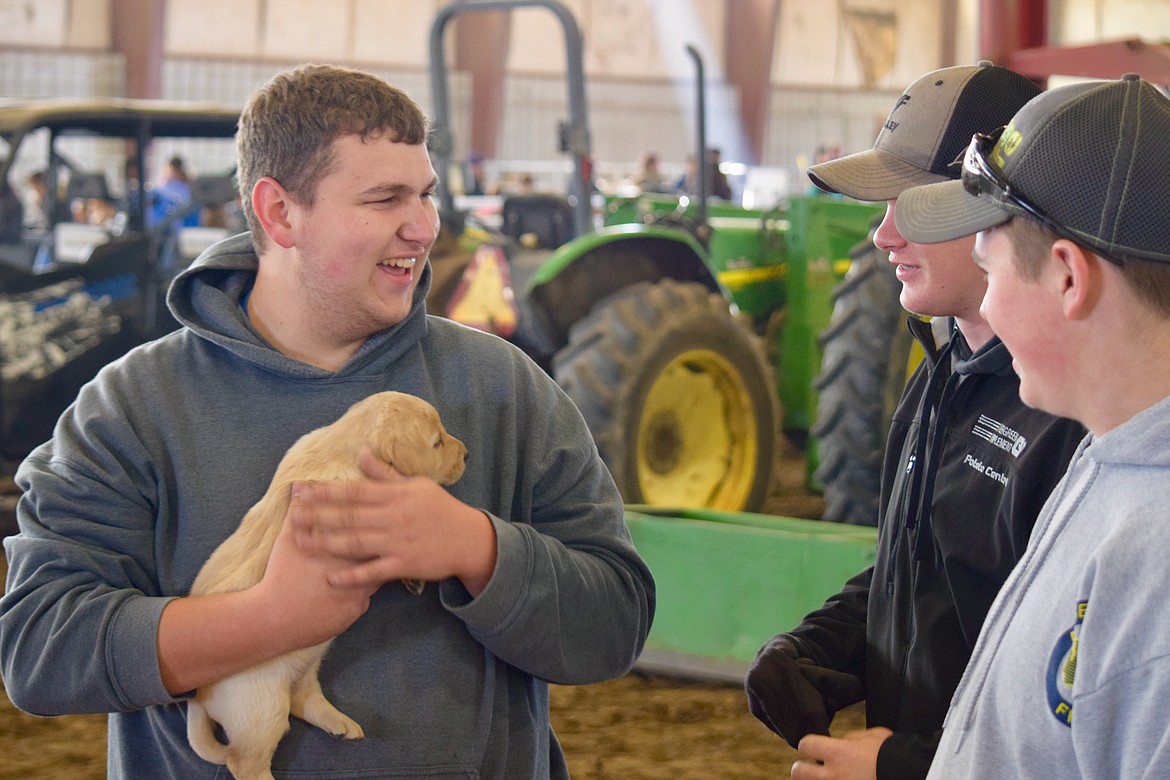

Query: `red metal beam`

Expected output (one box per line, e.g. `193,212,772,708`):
1008,39,1170,84
111,0,165,99
454,10,511,161
979,0,1048,65
1017,0,1048,51
724,0,780,165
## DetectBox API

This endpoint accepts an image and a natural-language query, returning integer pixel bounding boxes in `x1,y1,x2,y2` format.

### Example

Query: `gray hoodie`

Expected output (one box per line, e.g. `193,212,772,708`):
929,393,1170,779
0,233,655,779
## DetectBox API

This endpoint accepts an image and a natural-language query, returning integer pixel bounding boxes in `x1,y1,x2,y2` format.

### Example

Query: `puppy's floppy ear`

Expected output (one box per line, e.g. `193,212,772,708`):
367,394,402,470
386,401,440,478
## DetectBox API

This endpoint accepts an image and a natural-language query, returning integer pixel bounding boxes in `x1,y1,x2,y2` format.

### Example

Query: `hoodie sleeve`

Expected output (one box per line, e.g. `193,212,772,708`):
435,354,655,685
0,379,178,716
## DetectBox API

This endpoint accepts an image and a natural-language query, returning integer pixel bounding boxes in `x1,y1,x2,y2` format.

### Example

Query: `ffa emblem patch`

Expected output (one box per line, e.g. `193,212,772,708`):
1046,600,1086,726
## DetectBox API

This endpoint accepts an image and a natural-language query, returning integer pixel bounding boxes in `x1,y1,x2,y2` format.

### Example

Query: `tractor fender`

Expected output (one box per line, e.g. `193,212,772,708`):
524,224,725,353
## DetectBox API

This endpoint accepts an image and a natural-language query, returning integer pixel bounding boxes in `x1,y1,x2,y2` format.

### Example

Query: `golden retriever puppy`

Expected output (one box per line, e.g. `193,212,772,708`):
186,391,467,780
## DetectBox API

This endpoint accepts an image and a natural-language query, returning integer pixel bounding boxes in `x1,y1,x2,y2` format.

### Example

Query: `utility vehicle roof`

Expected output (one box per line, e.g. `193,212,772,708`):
0,98,239,138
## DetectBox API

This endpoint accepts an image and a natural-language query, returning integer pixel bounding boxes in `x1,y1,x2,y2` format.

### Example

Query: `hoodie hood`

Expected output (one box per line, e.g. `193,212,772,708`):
1089,393,1170,469
165,232,433,379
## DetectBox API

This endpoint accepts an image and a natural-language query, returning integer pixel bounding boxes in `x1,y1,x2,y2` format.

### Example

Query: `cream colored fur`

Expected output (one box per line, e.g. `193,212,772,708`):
185,391,467,780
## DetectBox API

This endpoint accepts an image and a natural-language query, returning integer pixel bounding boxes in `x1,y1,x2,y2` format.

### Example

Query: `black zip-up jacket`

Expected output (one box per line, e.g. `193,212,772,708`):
784,318,1086,779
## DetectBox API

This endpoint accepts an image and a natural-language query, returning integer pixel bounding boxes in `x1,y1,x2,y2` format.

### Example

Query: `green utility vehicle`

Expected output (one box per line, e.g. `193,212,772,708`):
427,0,901,520
0,99,241,478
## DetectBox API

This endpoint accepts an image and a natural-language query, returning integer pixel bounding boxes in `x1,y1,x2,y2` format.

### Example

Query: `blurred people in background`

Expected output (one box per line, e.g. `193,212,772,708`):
633,151,668,194
673,154,696,195
464,150,487,196
80,198,117,228
674,149,732,200
120,159,143,220
150,155,199,228
0,180,22,241
21,170,47,230
708,147,732,200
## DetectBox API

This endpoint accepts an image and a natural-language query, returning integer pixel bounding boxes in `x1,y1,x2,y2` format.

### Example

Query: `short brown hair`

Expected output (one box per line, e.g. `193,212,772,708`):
1003,217,1170,318
236,63,430,247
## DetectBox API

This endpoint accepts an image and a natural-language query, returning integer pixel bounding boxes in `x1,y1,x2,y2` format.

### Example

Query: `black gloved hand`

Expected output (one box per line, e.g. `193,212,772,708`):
744,634,865,748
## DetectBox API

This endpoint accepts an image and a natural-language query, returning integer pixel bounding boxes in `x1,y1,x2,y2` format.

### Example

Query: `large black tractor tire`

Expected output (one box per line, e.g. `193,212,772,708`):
553,279,779,512
813,240,911,525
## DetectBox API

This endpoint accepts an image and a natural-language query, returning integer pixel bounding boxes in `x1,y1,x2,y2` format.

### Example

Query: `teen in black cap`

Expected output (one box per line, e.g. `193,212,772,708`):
896,75,1170,779
745,63,1085,780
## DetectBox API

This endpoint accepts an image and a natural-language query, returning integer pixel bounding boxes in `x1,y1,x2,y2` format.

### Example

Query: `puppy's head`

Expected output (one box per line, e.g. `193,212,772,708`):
367,392,467,484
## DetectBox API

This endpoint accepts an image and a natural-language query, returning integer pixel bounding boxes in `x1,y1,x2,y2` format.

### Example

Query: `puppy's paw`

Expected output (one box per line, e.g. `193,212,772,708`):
322,712,365,741
302,698,365,740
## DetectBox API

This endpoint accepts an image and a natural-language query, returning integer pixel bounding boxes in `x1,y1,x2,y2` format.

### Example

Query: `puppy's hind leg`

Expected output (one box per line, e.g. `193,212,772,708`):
290,656,365,740
221,704,288,780
203,674,291,780
226,744,283,780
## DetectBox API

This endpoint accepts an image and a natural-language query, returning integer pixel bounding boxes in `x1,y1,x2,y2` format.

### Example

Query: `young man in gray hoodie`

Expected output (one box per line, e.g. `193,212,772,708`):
0,64,654,779
896,74,1170,779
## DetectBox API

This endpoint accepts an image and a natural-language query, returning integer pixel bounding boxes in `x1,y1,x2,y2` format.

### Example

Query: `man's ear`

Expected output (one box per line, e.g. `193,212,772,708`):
1053,239,1101,320
251,176,296,249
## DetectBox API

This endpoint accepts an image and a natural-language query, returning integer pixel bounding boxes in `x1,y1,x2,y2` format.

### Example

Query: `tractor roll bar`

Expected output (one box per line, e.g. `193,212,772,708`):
428,0,594,237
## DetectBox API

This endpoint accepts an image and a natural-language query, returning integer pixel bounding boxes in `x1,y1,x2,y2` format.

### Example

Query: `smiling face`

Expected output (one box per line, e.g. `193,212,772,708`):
973,226,1067,415
286,133,440,345
874,199,992,348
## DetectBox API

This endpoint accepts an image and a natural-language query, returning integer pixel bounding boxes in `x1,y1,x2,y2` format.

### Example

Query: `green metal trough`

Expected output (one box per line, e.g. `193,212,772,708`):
626,506,878,682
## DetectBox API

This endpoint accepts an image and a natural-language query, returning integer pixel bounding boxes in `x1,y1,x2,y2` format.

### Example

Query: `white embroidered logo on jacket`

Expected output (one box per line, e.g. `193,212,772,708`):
973,414,1028,457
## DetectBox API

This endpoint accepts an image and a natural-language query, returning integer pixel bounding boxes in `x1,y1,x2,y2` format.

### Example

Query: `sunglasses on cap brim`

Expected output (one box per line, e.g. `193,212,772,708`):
960,127,1124,266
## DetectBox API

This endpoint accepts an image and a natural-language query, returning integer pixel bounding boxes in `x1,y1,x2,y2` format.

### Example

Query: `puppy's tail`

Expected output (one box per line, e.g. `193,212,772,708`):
187,698,229,766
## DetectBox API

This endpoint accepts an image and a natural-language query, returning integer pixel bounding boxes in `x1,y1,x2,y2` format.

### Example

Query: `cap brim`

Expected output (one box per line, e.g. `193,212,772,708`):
895,180,1013,244
808,148,949,202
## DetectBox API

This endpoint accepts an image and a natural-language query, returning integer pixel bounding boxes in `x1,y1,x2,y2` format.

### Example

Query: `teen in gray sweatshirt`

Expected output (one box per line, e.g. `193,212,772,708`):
0,64,654,779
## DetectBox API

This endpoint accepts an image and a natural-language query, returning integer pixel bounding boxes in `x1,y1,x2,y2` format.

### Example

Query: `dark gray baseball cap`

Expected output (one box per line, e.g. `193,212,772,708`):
807,62,1041,201
896,74,1170,265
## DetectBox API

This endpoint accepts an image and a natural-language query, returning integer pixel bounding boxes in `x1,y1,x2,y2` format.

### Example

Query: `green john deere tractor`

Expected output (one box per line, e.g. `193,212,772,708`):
427,0,904,524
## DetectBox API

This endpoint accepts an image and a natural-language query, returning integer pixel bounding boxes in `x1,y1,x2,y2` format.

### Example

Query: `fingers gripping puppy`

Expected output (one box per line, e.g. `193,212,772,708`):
185,391,468,780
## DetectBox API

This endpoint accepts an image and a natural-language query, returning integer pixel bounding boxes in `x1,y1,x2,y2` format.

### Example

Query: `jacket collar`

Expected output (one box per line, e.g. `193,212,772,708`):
907,316,1014,378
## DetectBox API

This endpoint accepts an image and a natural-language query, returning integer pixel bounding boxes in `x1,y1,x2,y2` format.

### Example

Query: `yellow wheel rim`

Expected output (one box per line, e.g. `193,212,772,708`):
636,348,759,509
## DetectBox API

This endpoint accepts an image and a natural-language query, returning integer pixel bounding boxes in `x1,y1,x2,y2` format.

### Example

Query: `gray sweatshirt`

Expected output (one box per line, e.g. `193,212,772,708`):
0,233,655,779
929,394,1170,778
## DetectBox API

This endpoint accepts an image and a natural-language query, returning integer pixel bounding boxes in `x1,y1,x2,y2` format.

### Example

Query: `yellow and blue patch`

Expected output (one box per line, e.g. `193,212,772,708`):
1046,600,1087,727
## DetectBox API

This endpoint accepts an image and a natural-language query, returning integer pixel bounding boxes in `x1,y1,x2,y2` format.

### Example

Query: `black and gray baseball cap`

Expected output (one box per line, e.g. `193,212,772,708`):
807,62,1041,201
896,74,1170,265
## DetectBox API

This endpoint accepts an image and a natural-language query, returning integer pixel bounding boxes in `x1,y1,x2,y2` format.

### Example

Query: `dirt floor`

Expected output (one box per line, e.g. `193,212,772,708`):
0,443,866,779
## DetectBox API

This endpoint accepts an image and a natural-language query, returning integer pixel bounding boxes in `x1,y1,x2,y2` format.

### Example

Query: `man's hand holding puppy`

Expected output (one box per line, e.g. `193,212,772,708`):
156,517,378,773
260,503,381,640
290,448,499,597
158,516,378,696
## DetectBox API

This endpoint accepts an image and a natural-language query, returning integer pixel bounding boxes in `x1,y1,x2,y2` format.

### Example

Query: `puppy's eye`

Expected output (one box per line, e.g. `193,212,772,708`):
433,436,443,449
